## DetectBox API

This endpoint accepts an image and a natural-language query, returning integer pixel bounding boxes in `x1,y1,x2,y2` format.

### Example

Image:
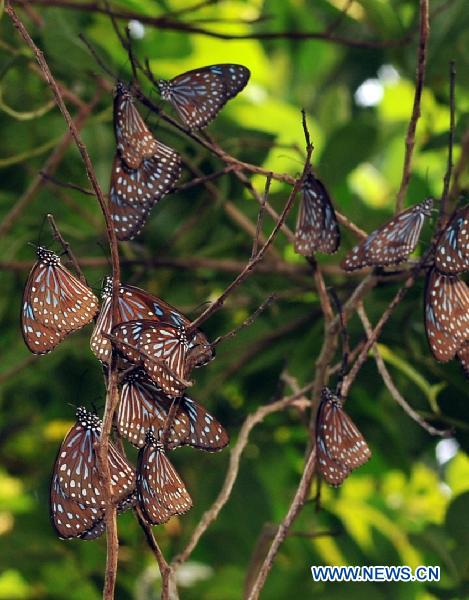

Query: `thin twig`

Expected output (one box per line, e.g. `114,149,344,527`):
171,382,316,567
46,214,87,284
357,303,450,437
212,294,276,347
395,0,430,213
5,7,122,599
187,129,313,333
40,171,95,196
437,60,456,231
14,0,417,48
251,174,272,259
245,446,317,600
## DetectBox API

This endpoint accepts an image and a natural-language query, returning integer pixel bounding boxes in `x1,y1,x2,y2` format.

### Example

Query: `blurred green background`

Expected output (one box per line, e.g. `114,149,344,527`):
1,0,469,598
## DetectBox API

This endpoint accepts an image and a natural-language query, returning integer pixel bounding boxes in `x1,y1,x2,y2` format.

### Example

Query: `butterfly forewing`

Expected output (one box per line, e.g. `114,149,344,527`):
158,64,250,129
341,199,433,271
137,433,192,525
114,81,158,169
294,173,340,256
435,206,469,274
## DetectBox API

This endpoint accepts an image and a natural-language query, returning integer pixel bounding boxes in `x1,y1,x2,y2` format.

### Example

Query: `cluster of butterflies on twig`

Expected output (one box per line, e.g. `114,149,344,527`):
294,174,469,374
19,61,469,534
295,174,468,485
21,64,251,540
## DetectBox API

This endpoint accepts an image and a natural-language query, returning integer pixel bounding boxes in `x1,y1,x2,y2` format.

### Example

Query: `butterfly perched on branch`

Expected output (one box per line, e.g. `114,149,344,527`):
157,64,250,129
294,170,340,256
91,278,213,368
424,267,469,365
110,320,194,397
50,407,136,539
434,205,469,275
21,247,98,355
316,388,371,486
137,429,192,525
341,199,433,271
111,82,182,240
117,368,229,450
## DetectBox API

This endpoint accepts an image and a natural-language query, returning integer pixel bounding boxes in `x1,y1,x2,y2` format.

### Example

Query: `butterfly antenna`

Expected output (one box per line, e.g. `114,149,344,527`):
78,33,117,80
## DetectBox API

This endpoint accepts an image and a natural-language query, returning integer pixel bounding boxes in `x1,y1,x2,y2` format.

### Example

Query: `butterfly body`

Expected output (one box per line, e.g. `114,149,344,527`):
316,388,371,486
157,64,250,129
294,172,340,255
341,199,433,271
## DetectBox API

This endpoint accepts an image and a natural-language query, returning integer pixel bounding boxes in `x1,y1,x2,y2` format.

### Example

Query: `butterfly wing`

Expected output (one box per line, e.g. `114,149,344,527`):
342,199,432,271
114,81,158,169
166,396,229,451
137,436,192,525
158,64,250,129
435,206,469,274
109,144,181,240
316,389,370,486
21,294,66,354
426,269,469,345
294,174,339,255
23,248,98,337
117,369,170,447
55,411,104,507
140,323,190,397
50,474,105,540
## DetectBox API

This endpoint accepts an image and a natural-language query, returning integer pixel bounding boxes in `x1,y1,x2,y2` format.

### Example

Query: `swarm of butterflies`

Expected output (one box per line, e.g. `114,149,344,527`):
295,171,468,484
22,64,248,540
20,61,469,537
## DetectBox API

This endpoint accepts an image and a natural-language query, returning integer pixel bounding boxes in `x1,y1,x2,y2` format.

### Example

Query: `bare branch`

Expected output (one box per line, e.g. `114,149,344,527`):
357,303,451,437
171,382,316,567
395,0,430,213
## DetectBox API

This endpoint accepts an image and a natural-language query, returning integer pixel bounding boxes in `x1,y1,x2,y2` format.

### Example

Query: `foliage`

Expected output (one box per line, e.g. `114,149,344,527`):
0,0,468,599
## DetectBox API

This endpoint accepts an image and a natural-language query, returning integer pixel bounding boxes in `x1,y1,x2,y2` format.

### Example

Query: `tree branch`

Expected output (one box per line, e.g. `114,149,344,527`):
395,0,430,213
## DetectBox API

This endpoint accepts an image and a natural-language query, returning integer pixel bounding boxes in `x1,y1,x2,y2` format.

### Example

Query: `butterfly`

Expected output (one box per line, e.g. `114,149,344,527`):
91,279,213,367
341,198,433,271
294,171,340,255
114,81,159,169
316,388,371,487
109,141,181,241
137,430,192,525
424,268,469,362
21,247,98,355
157,64,250,129
434,205,469,275
117,367,229,450
111,320,193,397
54,406,135,508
